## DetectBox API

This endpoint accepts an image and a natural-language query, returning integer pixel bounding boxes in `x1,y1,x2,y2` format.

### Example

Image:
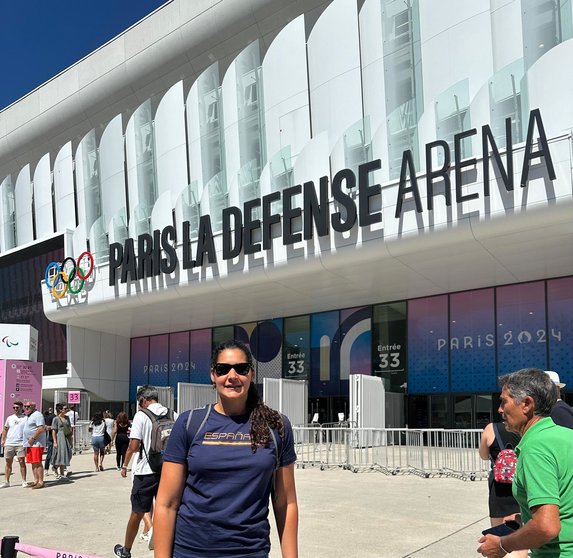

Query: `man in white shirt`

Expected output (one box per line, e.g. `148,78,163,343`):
0,400,28,488
22,400,46,489
66,405,79,426
114,385,174,558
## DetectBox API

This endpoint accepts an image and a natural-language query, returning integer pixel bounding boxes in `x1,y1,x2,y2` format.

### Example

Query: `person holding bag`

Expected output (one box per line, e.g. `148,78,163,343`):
479,420,528,557
51,403,73,481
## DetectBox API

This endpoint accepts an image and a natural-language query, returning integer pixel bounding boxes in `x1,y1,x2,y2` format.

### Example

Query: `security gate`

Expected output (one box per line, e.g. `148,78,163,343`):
263,378,308,427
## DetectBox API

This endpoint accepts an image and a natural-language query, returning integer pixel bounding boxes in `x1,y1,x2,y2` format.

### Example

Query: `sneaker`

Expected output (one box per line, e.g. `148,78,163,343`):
21,481,28,488
65,470,72,477
147,528,154,551
113,544,131,558
0,481,10,488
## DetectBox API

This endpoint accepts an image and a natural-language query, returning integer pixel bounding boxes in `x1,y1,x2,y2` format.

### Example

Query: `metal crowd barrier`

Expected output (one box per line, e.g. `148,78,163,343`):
71,421,92,454
292,426,490,480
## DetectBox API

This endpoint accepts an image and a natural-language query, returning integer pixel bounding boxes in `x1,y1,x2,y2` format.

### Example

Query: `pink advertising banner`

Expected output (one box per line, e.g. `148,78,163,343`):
0,360,43,429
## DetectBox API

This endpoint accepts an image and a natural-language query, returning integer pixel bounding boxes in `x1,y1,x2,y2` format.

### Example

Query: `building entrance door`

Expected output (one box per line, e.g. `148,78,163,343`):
310,396,349,424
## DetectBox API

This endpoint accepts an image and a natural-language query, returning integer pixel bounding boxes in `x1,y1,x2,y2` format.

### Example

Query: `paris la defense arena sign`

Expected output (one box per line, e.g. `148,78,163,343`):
109,109,555,286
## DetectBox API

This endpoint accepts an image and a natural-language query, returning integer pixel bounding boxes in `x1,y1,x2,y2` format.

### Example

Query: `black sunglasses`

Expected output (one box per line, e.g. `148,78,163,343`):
214,363,251,376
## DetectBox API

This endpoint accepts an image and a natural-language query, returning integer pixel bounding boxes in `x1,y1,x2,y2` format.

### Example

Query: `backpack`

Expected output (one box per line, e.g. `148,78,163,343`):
185,404,283,499
140,408,175,473
492,423,517,484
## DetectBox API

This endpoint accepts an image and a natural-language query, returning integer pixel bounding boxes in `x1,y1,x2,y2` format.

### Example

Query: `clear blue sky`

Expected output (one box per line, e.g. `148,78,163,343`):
0,0,168,110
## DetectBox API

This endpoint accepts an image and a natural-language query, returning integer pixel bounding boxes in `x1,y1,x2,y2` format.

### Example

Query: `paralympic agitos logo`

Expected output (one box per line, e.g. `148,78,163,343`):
1,336,19,348
44,252,94,299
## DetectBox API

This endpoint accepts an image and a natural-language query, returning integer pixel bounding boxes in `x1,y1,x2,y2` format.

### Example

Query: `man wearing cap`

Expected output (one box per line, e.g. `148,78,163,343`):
546,371,573,429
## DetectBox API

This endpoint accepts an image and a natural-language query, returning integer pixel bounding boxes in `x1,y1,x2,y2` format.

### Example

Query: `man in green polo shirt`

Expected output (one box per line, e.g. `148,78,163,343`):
478,367,573,558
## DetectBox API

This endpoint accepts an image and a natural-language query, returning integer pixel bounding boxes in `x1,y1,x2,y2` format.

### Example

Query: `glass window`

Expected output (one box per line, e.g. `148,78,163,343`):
251,319,283,381
430,395,448,428
435,79,472,161
340,306,372,396
407,395,429,428
408,296,449,393
0,237,66,374
130,337,149,400
310,311,340,397
382,0,424,179
450,289,496,392
488,59,525,147
148,334,169,387
547,277,573,386
522,0,573,70
212,326,234,349
168,331,190,390
453,395,472,429
372,302,407,392
234,323,258,378
190,328,212,384
476,395,492,430
496,282,547,375
283,315,310,380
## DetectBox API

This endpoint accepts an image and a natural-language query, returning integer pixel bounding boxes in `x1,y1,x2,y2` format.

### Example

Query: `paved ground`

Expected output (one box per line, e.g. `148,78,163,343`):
0,452,491,557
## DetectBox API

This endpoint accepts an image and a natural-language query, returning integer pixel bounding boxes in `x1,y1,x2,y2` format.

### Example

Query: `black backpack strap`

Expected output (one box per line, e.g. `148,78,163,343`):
185,404,213,453
492,423,507,451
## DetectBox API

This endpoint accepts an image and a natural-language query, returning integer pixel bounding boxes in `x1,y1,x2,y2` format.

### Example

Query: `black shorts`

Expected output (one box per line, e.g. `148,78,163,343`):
130,474,160,513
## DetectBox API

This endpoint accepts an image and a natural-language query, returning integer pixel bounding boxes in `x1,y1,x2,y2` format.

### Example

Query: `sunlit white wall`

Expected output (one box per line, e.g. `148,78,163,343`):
33,154,54,239
53,142,76,233
15,165,34,245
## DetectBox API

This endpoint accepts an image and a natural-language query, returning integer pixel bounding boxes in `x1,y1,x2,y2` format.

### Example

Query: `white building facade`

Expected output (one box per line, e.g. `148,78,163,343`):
1,0,572,426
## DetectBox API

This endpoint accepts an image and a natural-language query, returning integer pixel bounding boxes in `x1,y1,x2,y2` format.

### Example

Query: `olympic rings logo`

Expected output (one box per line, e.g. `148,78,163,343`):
44,252,95,299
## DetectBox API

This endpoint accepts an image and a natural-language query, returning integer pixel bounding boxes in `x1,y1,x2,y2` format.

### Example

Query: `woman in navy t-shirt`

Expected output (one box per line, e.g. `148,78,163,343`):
154,340,299,558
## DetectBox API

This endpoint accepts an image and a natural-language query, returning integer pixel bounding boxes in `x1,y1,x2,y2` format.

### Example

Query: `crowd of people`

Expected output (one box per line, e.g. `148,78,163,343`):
3,351,573,558
1,339,300,558
1,401,133,488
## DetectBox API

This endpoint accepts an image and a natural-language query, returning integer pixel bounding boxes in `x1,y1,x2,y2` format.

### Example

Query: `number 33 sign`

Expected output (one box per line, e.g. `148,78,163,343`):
68,391,81,404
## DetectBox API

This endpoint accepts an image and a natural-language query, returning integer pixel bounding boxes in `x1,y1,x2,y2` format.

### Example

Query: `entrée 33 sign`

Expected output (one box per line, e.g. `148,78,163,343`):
44,252,94,299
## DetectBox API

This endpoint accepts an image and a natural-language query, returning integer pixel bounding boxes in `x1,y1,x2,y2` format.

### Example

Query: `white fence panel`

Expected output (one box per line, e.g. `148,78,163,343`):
292,426,490,480
177,383,217,414
350,374,385,447
156,386,174,411
263,378,308,427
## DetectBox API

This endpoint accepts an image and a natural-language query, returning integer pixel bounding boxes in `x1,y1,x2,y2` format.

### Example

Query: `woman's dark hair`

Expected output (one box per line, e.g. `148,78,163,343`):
211,340,284,452
91,412,104,425
55,403,65,413
116,411,128,426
